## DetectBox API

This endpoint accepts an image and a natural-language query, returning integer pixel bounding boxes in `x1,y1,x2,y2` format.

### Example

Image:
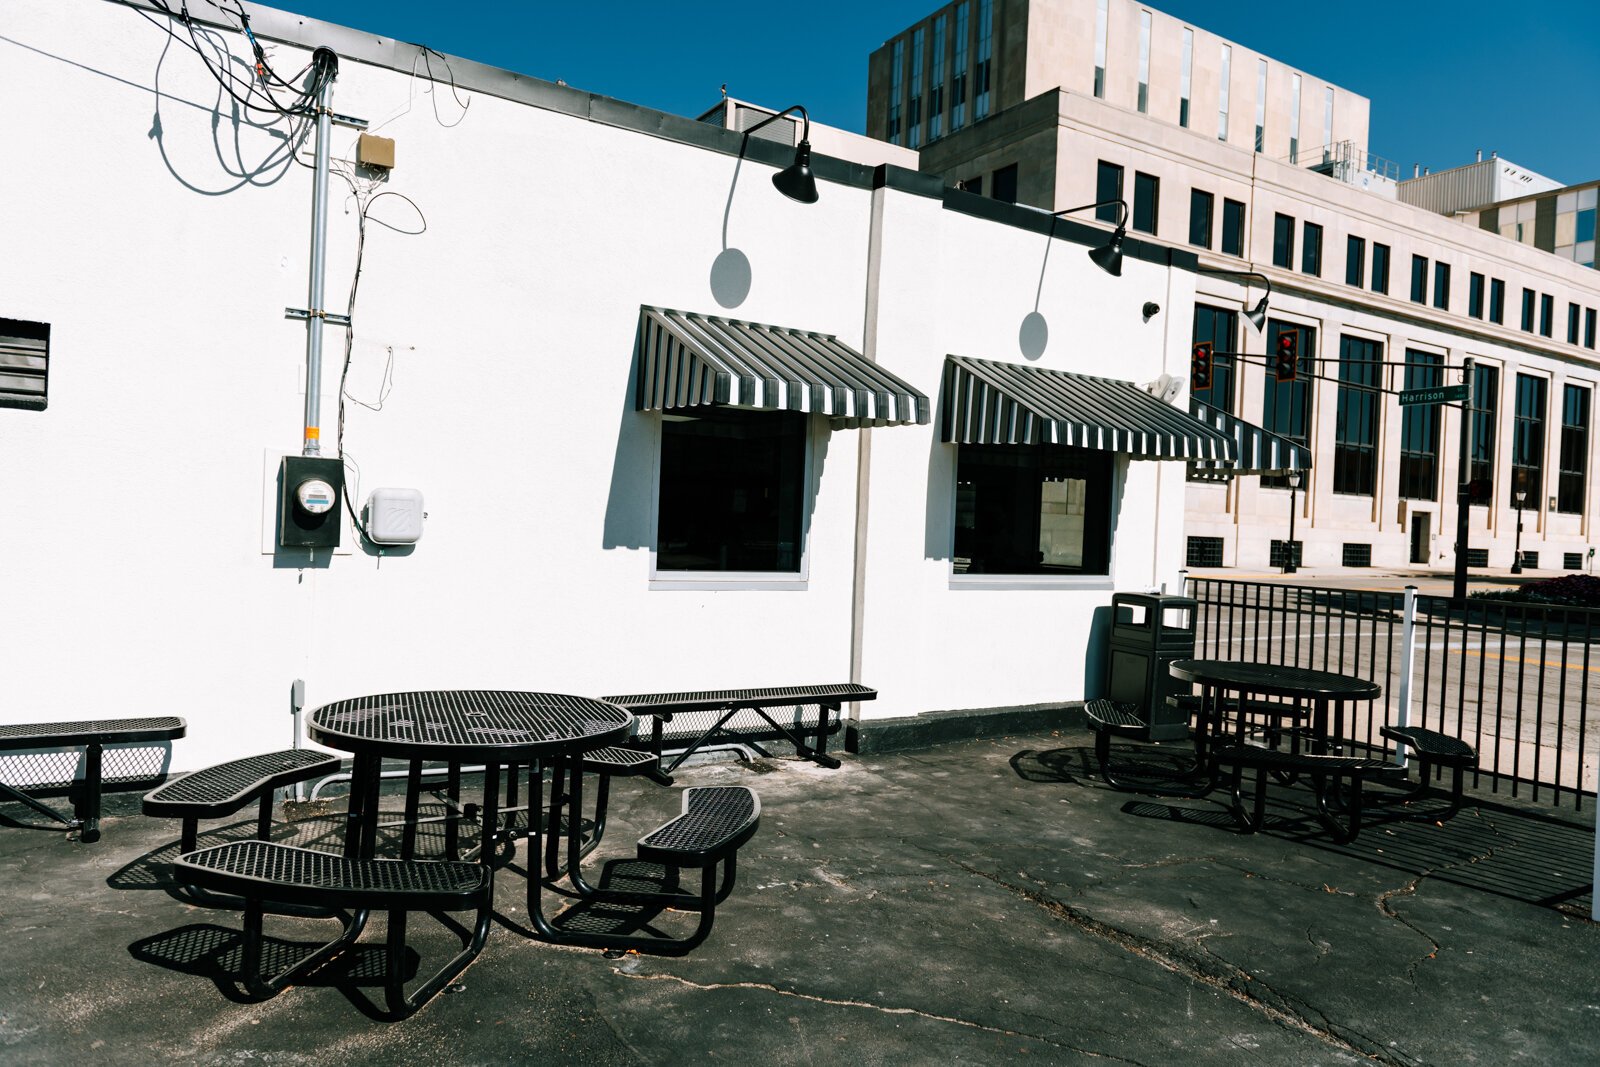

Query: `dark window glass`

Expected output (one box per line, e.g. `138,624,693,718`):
1189,189,1214,248
1346,235,1365,287
1410,255,1428,304
1301,222,1322,275
656,408,806,572
1512,373,1547,504
1191,305,1238,415
1095,161,1123,223
1489,278,1505,324
1261,319,1315,489
1468,364,1498,506
1468,272,1484,319
1521,288,1535,332
1132,172,1159,234
1433,262,1450,310
1540,293,1554,338
952,444,1113,575
1272,214,1294,268
1557,384,1590,514
1399,350,1442,501
1333,335,1382,496
1568,303,1581,345
991,163,1018,204
1371,243,1390,294
1587,308,1598,349
1221,199,1246,256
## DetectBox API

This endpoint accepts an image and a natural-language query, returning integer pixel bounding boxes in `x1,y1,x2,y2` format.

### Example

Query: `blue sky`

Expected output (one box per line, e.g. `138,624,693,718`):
268,0,1599,182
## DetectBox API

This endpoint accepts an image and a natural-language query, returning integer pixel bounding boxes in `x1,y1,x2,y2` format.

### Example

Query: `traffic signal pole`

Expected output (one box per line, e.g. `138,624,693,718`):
1452,357,1475,605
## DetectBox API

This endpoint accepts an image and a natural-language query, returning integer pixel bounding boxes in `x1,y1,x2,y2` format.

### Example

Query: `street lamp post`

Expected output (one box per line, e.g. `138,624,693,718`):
1284,471,1302,574
1511,488,1526,574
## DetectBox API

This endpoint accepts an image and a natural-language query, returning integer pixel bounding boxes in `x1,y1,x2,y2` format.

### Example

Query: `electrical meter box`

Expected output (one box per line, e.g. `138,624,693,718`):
277,455,344,549
364,487,425,545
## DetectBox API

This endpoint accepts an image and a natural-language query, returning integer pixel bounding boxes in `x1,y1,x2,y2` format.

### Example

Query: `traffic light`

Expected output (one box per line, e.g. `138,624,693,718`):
1191,341,1213,393
1274,330,1299,383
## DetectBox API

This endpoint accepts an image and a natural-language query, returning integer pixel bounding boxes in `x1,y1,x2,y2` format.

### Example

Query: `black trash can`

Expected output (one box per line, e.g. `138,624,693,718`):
1106,592,1197,740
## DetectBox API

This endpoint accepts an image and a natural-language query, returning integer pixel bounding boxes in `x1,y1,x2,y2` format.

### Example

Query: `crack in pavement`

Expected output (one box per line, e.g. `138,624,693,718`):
945,856,1414,1066
609,969,1153,1064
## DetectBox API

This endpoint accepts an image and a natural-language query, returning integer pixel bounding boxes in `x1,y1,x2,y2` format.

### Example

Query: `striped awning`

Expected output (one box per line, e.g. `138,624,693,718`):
1188,398,1313,476
635,306,930,427
940,355,1236,462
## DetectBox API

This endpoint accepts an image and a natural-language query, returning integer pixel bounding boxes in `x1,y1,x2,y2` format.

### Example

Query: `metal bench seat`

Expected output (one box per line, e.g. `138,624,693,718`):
1212,745,1393,843
1,716,186,842
144,749,341,853
1379,725,1478,821
173,840,491,1017
1082,699,1212,797
529,785,760,956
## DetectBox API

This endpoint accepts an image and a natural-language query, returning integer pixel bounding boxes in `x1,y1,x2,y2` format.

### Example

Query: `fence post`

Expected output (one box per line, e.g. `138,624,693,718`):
1394,586,1418,769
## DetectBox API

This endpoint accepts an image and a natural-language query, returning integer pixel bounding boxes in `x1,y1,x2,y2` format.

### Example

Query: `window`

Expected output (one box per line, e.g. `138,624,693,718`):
1489,278,1505,324
1093,0,1108,99
1271,540,1304,569
1569,303,1581,345
1521,288,1535,332
1179,27,1193,127
0,317,49,411
1272,213,1294,268
656,408,807,573
1289,73,1302,162
1189,189,1214,248
1218,44,1231,140
1186,536,1224,567
1399,350,1443,501
1136,9,1151,114
1342,543,1372,568
1540,293,1554,338
991,163,1018,204
1468,272,1484,319
908,29,924,148
951,2,969,131
1301,222,1322,276
1433,262,1450,310
1587,308,1597,349
887,40,904,144
1095,161,1123,223
929,16,946,140
1254,59,1267,152
1261,319,1315,489
1346,235,1365,287
1468,364,1498,506
1557,384,1590,514
1191,305,1238,414
1333,334,1382,496
958,175,984,196
974,0,993,120
1132,172,1159,234
952,444,1112,576
1371,243,1390,294
1512,373,1547,504
1221,199,1245,256
1410,255,1428,304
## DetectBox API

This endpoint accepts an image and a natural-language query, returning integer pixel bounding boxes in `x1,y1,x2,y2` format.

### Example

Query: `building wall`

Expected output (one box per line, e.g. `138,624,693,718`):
1,0,1203,765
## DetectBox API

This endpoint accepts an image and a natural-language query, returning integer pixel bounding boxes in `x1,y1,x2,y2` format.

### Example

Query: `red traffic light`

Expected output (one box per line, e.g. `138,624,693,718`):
1274,331,1298,383
1191,342,1213,392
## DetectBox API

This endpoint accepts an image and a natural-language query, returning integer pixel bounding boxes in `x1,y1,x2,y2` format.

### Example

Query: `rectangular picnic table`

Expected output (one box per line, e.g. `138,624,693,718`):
602,683,876,775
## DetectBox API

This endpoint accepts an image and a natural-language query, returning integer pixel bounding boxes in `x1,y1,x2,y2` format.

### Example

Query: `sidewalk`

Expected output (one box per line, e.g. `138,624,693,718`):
2,728,1596,1065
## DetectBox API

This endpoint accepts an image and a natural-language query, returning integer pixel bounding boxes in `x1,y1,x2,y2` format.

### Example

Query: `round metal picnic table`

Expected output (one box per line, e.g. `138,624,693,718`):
1168,659,1382,758
306,690,634,863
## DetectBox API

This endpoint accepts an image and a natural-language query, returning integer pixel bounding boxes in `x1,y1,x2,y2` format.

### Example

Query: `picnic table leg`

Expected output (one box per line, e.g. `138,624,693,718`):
401,760,423,860
77,742,104,842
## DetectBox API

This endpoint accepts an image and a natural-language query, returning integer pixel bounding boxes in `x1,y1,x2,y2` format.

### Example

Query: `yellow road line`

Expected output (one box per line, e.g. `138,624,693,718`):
1463,648,1600,674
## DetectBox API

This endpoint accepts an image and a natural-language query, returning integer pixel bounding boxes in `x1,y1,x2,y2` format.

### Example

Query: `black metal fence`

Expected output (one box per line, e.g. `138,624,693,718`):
1185,577,1598,810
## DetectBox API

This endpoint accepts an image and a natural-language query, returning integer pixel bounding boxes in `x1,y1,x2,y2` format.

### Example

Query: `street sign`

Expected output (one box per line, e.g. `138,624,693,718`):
1398,383,1469,406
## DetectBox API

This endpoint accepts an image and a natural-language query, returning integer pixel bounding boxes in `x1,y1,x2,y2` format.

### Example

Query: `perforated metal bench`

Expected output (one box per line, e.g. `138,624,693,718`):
1379,725,1478,821
1213,745,1393,843
173,839,492,1017
540,745,673,878
603,684,875,778
143,748,342,853
529,784,760,956
1082,699,1212,796
1,717,186,842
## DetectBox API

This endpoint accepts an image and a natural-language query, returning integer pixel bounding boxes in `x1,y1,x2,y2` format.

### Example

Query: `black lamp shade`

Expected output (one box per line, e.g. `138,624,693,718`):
1246,294,1269,331
1087,227,1124,277
772,139,819,204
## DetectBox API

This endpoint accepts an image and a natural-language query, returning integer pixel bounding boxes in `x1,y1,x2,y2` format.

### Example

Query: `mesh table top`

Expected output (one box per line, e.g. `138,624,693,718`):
1168,660,1382,701
602,683,876,714
306,691,633,762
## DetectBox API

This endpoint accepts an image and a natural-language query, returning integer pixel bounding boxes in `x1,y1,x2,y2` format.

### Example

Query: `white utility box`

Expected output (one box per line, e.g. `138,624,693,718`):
364,487,425,544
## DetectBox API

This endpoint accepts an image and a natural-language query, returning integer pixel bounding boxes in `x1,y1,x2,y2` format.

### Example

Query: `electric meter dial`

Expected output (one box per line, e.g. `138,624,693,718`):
295,478,337,515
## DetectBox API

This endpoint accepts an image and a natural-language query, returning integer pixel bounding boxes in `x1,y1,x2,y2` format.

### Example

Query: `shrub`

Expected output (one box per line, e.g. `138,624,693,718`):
1469,573,1600,609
